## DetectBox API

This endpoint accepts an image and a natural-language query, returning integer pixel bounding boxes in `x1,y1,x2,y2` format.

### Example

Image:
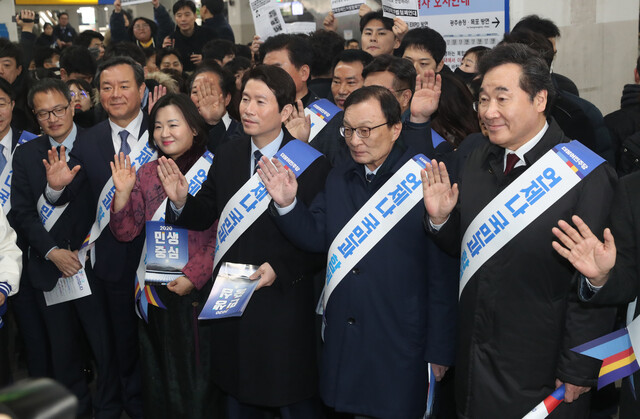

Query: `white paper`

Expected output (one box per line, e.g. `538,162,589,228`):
627,314,640,356
250,0,288,40
43,269,92,306
286,21,317,35
382,0,420,27
331,0,364,17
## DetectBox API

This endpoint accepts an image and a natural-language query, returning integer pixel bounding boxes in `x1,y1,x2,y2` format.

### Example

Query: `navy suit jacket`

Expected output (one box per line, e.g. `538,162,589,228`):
11,134,94,291
50,116,148,281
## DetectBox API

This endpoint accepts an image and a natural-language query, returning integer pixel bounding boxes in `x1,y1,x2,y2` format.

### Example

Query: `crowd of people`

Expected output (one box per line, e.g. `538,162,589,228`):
0,1,639,419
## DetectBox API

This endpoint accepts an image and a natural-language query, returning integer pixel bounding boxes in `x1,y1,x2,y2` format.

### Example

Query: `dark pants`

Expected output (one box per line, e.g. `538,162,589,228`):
10,277,51,378
34,266,121,419
227,395,324,419
96,271,143,419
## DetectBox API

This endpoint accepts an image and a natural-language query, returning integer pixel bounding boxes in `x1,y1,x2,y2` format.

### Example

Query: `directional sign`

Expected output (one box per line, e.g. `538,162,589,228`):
414,0,508,70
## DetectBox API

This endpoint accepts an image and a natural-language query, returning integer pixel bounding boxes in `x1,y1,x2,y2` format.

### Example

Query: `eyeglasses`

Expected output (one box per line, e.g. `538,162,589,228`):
133,24,150,30
340,122,387,139
70,90,88,99
35,104,70,121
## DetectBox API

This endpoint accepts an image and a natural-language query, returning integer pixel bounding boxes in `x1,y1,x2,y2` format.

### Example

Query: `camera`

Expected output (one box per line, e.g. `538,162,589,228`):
12,13,40,23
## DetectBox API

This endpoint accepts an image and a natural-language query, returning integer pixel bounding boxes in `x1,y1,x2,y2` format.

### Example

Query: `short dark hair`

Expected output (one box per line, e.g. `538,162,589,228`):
75,30,104,49
28,78,71,110
58,12,69,18
66,78,92,94
359,10,394,33
463,46,490,60
363,55,417,93
103,42,147,68
201,0,225,14
346,39,359,48
43,23,53,30
60,45,96,78
344,85,401,127
259,34,313,70
309,30,345,78
0,78,15,101
34,47,59,68
156,48,183,68
202,39,236,63
398,27,447,64
95,56,145,87
512,15,561,38
234,44,252,60
172,0,196,14
0,38,24,68
332,49,373,74
241,65,295,111
190,60,236,97
501,30,555,68
477,43,556,116
223,56,251,75
148,93,208,154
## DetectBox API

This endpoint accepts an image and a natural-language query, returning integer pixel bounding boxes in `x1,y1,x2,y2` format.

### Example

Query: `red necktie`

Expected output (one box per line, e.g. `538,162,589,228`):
504,153,520,175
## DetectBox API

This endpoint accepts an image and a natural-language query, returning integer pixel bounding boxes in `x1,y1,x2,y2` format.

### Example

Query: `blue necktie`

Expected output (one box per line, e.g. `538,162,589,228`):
118,130,131,156
0,144,6,174
365,172,374,183
253,150,263,174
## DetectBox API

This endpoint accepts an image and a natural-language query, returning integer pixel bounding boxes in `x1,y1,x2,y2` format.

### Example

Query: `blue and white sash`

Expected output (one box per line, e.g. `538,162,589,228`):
459,141,605,297
0,130,39,212
305,99,342,143
323,154,430,311
213,140,322,270
136,151,214,291
79,132,156,265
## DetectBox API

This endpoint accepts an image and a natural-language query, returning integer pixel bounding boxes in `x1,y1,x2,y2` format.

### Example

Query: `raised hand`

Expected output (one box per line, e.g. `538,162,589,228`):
194,78,226,125
358,3,372,17
323,11,337,32
167,276,195,295
249,262,277,290
114,0,122,13
250,35,262,61
162,36,174,49
110,152,136,212
42,145,81,191
552,215,616,286
17,10,36,32
284,100,311,142
190,53,202,65
148,84,167,114
410,70,441,124
157,156,189,209
392,17,408,42
256,156,298,207
422,160,458,225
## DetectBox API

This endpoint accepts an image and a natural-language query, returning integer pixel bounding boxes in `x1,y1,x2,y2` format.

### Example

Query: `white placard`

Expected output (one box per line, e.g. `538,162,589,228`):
43,269,92,306
250,0,288,39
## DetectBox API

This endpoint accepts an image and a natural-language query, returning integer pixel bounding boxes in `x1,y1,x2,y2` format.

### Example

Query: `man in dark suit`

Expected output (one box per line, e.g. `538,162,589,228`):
12,78,119,418
159,65,331,418
43,56,148,419
259,86,458,418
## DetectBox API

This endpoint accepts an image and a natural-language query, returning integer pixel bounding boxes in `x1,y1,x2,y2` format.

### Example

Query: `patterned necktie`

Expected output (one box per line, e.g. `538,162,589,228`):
0,144,6,174
253,150,263,174
504,153,520,175
118,130,131,156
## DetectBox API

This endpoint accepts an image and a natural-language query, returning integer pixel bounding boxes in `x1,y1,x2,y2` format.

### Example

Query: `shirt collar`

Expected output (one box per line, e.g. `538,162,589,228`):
222,112,232,130
0,128,12,152
506,121,549,161
49,123,77,151
250,129,284,160
108,110,144,139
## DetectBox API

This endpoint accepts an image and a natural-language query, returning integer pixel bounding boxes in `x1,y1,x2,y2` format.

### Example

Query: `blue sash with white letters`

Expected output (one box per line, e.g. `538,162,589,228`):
305,99,342,143
0,130,39,212
212,139,322,270
458,140,605,297
323,154,430,311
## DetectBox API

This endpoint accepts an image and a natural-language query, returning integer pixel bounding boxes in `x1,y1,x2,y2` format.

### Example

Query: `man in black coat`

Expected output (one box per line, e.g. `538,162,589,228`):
43,57,149,419
12,79,119,418
200,0,235,42
553,170,640,419
422,44,617,418
161,65,331,418
162,0,218,72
